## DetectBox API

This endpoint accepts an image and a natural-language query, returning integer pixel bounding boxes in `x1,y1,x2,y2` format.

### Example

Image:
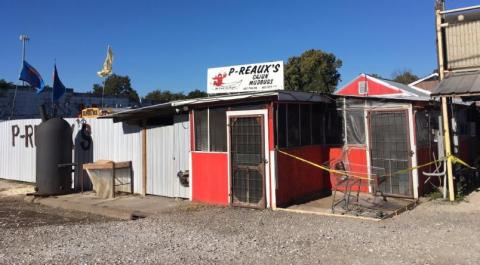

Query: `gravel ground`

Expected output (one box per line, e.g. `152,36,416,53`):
2,190,480,264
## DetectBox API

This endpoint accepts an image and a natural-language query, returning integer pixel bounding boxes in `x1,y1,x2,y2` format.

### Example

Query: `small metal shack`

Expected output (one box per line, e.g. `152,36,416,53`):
104,105,191,199
179,91,339,209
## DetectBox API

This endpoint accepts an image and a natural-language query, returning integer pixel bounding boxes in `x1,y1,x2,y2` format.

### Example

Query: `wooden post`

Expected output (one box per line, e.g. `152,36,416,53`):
436,5,455,201
142,125,147,196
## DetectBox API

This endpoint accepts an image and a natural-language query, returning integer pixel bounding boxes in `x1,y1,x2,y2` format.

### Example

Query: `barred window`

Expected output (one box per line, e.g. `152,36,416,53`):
209,108,227,151
194,109,208,151
194,107,227,152
311,104,325,144
287,104,300,147
277,104,287,147
276,103,331,148
300,104,311,145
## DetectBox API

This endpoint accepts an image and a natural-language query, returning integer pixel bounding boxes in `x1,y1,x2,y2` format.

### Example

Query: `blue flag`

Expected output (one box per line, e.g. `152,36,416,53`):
52,64,66,102
19,60,45,92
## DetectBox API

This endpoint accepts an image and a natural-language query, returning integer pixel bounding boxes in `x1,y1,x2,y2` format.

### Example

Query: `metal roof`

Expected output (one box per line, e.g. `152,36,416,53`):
376,77,431,98
431,70,480,97
103,90,332,122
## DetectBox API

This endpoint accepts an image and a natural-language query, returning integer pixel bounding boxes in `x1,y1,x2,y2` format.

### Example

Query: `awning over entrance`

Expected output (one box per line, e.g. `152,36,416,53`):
431,70,480,97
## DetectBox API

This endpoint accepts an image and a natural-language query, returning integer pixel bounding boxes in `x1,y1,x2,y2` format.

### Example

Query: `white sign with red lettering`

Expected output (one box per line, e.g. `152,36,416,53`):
207,61,284,94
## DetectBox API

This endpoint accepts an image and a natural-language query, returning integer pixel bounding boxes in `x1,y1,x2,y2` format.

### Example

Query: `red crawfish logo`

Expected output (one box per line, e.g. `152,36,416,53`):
212,72,227,87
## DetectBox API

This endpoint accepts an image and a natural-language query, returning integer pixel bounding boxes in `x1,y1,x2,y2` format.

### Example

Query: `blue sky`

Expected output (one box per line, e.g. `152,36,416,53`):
1,0,478,96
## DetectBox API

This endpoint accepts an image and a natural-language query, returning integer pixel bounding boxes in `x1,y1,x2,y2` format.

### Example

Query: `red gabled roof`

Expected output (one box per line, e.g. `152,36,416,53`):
334,74,430,100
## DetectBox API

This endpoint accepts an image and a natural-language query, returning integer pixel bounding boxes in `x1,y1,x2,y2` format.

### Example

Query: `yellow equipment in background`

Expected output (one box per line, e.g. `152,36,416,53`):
81,107,110,118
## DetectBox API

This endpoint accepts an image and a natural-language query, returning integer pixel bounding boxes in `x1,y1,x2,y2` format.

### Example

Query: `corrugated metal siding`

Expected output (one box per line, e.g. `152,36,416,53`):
446,20,480,70
146,115,190,198
0,119,41,183
78,119,143,194
0,117,191,197
0,118,143,194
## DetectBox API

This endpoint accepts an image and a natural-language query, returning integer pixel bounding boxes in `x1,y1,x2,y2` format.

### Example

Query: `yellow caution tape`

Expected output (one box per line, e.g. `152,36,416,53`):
277,149,476,181
450,155,476,170
277,149,371,180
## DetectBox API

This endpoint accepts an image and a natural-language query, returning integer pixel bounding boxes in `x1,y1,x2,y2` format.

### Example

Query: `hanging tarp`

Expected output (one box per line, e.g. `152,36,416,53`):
346,110,365,145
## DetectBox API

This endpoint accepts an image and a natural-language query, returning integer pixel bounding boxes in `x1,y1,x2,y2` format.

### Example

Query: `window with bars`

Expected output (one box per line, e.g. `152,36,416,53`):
209,107,227,151
194,109,208,151
194,107,227,152
276,103,340,148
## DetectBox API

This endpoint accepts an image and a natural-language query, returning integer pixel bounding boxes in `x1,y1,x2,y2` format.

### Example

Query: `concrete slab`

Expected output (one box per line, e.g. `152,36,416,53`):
282,193,417,220
30,192,190,220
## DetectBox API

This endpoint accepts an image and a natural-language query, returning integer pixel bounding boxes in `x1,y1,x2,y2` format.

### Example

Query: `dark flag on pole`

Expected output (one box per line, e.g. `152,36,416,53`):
52,64,66,102
19,60,45,92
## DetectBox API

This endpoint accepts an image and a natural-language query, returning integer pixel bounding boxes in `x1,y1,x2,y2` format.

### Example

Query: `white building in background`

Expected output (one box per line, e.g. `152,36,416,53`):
0,86,134,120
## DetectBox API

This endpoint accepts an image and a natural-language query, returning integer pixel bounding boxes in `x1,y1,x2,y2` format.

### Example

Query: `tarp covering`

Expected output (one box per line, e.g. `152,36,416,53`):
346,110,365,145
432,70,480,96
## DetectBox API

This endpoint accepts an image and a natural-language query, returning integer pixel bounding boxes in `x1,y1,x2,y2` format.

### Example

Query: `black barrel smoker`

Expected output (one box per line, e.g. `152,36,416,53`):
35,106,73,195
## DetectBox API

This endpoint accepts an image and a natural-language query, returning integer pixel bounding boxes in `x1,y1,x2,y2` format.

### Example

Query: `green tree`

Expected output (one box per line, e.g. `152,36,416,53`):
144,89,186,103
144,89,207,104
92,74,139,103
368,73,384,79
0,79,14,90
284,49,342,93
186,89,207,99
392,70,419,85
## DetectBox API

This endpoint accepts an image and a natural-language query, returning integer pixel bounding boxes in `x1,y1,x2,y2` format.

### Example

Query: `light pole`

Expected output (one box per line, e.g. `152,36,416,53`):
19,34,29,62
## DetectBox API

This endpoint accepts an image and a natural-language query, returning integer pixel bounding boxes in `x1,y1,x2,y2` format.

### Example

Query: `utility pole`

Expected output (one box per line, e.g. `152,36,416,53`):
435,0,455,201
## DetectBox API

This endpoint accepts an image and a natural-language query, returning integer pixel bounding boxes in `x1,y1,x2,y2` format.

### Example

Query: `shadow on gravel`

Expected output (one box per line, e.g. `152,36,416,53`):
0,196,117,229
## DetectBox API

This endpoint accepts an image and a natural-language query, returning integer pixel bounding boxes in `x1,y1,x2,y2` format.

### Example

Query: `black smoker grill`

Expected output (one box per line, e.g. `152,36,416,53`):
34,106,73,195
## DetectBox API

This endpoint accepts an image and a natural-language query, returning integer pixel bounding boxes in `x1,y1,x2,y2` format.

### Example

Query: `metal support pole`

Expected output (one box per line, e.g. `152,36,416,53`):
101,77,105,108
141,125,147,196
435,4,455,201
442,97,455,201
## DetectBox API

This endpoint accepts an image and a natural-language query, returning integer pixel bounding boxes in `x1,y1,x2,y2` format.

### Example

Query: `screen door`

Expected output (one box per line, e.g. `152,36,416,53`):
229,115,266,208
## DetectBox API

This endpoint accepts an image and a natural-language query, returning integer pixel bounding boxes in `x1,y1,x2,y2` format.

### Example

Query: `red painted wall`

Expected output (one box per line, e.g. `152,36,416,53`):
457,136,476,166
329,147,369,193
276,145,331,206
336,75,402,96
191,152,229,205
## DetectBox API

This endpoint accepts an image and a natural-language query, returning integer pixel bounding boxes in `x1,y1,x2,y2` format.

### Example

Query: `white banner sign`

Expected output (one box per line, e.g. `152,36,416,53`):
207,61,284,94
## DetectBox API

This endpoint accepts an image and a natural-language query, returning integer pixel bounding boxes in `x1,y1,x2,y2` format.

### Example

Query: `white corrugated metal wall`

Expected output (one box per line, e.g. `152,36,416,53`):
0,119,41,183
0,116,190,198
445,20,480,70
77,119,143,194
146,114,190,198
0,118,143,193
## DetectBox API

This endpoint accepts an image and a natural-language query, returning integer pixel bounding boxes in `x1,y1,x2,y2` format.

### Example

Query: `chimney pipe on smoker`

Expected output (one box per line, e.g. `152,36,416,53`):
38,104,49,122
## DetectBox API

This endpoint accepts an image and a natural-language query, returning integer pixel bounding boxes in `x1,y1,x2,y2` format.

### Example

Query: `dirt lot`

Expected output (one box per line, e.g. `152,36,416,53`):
1,181,480,264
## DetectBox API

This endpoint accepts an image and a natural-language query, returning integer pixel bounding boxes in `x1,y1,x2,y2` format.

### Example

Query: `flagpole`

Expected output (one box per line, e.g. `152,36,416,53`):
98,45,112,109
20,35,29,86
52,61,57,118
101,77,105,108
